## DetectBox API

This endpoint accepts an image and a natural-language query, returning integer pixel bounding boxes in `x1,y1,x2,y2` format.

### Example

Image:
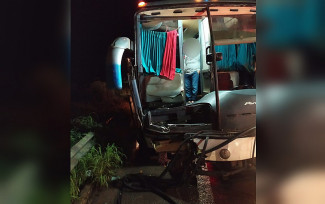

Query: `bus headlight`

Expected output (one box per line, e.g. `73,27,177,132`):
219,149,231,159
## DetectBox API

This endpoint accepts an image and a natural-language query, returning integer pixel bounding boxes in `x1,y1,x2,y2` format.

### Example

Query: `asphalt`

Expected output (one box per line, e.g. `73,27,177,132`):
86,165,256,204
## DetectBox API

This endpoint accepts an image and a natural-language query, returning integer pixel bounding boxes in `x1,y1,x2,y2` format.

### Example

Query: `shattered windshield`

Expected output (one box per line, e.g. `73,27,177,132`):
210,9,256,45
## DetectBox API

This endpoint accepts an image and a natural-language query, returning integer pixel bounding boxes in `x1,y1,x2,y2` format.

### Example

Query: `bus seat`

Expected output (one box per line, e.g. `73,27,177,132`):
218,72,233,90
146,73,184,102
229,71,239,87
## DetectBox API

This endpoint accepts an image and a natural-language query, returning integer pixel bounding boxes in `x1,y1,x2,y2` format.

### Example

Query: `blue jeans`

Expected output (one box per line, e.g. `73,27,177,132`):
185,71,199,101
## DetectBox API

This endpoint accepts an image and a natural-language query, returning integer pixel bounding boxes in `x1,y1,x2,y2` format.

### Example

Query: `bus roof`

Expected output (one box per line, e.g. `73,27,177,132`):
141,0,256,8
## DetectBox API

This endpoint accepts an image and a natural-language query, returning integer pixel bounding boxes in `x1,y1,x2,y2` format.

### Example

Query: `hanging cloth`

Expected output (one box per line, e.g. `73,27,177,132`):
141,29,167,76
237,42,256,72
160,30,178,80
215,44,237,71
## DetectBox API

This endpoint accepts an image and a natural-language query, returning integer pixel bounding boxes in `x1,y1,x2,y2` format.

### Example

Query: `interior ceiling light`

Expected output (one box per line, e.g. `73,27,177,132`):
173,9,183,14
195,8,205,12
151,12,161,15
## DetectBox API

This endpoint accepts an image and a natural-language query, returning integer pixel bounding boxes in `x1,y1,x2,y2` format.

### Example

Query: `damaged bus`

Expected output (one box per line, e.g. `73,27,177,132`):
106,0,256,179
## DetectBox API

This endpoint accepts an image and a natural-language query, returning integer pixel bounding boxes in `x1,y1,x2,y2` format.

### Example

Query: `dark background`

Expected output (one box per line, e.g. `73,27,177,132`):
71,0,137,87
1,1,139,203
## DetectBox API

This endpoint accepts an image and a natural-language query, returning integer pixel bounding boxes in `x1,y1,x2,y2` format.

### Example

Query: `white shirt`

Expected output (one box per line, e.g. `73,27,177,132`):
184,55,200,74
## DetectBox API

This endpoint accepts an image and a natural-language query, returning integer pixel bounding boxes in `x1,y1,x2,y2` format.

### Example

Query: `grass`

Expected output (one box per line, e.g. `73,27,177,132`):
70,144,125,201
70,169,82,200
70,115,102,147
71,115,102,132
70,115,124,200
70,129,83,147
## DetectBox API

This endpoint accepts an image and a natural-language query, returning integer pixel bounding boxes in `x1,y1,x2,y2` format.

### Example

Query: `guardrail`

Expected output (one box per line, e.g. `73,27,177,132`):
70,132,94,171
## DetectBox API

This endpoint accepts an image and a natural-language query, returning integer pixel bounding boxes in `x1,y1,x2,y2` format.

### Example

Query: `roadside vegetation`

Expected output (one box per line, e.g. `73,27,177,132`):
71,144,124,200
70,115,125,201
70,115,102,147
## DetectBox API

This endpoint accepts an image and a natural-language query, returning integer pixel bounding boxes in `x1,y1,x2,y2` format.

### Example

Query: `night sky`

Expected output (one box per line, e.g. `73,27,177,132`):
71,0,138,87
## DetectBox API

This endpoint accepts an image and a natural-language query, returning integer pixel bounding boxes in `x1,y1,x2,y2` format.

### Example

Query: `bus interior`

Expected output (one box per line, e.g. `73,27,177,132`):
136,6,256,114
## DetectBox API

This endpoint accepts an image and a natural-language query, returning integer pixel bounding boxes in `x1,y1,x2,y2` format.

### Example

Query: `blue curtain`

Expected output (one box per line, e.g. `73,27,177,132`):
215,42,256,72
141,29,167,75
215,44,237,71
237,43,256,72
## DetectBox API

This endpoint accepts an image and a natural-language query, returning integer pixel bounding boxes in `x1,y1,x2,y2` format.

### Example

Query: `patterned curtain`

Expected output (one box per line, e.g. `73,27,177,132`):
215,42,256,72
141,29,167,76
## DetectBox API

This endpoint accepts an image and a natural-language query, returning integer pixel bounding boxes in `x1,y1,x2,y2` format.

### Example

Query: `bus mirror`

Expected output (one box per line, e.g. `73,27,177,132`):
206,53,213,65
206,52,223,65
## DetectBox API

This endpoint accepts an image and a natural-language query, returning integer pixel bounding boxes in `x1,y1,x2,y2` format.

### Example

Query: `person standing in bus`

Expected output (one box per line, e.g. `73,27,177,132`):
184,54,200,104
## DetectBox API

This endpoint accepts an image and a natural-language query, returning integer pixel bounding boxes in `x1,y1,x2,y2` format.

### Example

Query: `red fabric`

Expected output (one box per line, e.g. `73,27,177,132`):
160,30,177,80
